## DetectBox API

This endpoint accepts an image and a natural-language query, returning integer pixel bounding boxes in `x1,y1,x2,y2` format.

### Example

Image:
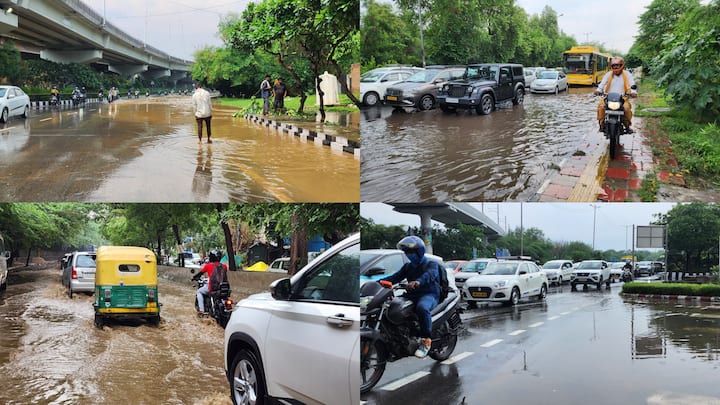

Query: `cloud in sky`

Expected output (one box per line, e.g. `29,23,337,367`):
81,0,251,61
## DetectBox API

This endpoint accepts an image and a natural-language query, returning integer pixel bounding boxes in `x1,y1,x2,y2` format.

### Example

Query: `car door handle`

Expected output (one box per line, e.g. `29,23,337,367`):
327,314,354,328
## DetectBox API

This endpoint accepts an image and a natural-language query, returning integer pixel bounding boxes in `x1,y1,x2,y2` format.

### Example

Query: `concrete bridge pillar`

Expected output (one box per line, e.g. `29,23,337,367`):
40,49,102,64
109,64,148,77
141,69,170,81
419,211,434,255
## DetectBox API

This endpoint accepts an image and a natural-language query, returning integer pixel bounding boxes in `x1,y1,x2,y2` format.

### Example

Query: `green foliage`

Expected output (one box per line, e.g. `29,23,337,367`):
0,41,22,83
495,227,554,263
360,217,409,249
622,282,720,296
361,0,421,66
432,223,489,259
655,202,720,273
652,1,720,118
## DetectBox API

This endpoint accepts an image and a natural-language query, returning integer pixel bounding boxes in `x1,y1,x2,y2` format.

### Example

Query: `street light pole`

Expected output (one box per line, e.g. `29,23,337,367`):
590,204,600,250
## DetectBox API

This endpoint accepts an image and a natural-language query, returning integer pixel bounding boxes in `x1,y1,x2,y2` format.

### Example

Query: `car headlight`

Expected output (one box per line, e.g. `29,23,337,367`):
441,84,449,92
495,280,508,288
608,101,621,110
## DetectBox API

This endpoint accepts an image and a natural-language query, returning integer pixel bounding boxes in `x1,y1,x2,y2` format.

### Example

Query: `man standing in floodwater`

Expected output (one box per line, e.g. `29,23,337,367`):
192,83,213,144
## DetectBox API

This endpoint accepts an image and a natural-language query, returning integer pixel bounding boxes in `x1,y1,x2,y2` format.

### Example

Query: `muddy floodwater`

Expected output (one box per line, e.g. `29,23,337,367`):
0,264,284,405
0,97,359,202
360,87,604,201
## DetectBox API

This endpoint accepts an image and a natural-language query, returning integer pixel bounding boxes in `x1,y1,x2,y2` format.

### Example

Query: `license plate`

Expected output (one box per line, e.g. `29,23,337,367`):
445,97,458,103
471,291,488,298
386,95,398,101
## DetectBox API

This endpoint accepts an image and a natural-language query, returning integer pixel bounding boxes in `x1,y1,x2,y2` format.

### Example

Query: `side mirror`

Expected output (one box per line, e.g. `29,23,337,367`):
631,84,637,90
270,278,291,300
519,270,528,275
366,267,386,276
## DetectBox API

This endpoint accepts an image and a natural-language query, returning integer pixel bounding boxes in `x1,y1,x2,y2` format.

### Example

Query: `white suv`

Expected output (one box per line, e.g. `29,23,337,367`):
462,258,548,306
224,233,359,405
541,259,574,285
571,260,610,290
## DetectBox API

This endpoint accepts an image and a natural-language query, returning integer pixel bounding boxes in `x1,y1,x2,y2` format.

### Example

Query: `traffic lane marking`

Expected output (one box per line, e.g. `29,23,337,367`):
380,371,430,391
509,329,526,336
481,338,503,347
441,351,474,365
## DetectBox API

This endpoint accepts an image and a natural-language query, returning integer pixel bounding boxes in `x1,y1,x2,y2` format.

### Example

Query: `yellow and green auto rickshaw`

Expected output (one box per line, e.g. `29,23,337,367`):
93,246,161,328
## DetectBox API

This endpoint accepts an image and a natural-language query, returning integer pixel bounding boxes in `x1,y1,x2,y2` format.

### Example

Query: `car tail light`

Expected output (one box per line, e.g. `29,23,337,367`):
147,289,155,303
225,299,233,310
104,289,111,303
71,267,77,279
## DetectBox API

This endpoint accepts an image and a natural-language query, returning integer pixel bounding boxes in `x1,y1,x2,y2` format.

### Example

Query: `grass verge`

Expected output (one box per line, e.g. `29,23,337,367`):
622,281,720,297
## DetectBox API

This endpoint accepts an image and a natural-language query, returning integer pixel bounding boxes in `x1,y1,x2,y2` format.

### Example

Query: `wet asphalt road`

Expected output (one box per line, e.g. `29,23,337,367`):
0,98,359,202
360,88,604,202
361,282,720,405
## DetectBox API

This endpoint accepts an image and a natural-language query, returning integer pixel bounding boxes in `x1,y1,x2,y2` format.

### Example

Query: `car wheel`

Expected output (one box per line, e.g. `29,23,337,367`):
230,348,267,405
596,276,603,290
512,88,525,105
477,94,494,115
554,86,559,95
418,95,435,111
538,284,547,300
363,92,379,107
360,338,387,394
571,281,577,291
22,105,29,118
504,287,520,306
558,276,563,285
94,314,104,328
68,286,73,299
1,108,8,123
606,278,611,288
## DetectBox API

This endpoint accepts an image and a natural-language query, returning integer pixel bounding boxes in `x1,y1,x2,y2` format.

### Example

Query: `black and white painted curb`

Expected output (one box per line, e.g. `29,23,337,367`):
245,114,360,159
623,293,720,302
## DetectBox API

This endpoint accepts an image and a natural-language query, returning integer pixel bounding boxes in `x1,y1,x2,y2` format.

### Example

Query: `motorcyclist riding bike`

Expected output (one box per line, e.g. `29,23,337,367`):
379,235,440,358
192,249,227,315
50,85,60,105
71,87,82,105
594,57,638,134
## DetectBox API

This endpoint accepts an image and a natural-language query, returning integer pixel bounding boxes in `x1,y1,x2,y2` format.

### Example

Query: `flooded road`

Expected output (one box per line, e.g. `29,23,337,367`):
0,98,359,202
0,264,283,404
362,285,720,404
360,87,607,202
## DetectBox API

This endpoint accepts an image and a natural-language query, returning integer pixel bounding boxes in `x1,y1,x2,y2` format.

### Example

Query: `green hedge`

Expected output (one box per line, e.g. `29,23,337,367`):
622,282,720,296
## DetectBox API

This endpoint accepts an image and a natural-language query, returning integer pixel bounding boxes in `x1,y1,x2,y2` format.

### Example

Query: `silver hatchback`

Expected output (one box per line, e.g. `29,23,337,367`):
61,251,97,298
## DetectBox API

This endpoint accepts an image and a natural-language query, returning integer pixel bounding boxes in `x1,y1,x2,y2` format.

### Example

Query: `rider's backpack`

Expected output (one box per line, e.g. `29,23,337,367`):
423,260,451,301
209,263,227,292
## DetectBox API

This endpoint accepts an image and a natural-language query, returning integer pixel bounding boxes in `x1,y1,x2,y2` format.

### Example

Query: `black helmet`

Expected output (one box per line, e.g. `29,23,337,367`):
208,249,222,262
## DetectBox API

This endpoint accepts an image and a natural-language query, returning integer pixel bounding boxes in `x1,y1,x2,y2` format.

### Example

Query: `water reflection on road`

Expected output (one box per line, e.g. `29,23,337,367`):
360,87,600,201
0,98,359,202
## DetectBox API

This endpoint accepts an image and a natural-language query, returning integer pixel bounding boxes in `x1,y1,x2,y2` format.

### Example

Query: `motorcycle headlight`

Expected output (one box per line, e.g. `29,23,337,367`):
360,296,371,311
608,101,621,110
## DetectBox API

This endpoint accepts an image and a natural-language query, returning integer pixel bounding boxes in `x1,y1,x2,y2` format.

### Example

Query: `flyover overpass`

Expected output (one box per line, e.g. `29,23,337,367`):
0,0,192,82
390,203,505,255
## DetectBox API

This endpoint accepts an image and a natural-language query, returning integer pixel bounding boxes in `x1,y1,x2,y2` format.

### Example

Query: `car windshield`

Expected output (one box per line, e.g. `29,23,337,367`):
577,261,603,269
0,89,6,97
466,261,489,273
537,71,558,79
542,261,562,269
483,262,518,276
406,70,440,83
466,66,497,80
361,71,388,82
359,251,382,268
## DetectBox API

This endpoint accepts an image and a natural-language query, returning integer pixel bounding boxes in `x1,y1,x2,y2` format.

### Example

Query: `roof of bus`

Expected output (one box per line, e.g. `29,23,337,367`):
564,46,611,56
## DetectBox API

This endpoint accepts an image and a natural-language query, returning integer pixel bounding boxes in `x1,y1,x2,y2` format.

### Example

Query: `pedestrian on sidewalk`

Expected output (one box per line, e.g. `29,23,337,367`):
273,77,287,114
192,82,213,144
260,75,272,116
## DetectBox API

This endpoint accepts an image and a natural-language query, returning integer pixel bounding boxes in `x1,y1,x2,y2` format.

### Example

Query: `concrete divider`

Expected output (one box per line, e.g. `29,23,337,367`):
245,114,359,159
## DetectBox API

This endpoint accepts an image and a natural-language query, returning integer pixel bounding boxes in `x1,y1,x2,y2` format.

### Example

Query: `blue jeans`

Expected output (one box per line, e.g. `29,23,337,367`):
197,284,209,312
414,294,438,338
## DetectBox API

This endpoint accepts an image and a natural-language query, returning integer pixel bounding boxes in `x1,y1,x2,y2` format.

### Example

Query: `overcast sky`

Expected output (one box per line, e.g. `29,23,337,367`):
361,203,677,251
81,0,251,61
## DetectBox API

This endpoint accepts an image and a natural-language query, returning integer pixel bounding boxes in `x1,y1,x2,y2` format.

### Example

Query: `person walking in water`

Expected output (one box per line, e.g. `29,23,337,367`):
192,82,213,144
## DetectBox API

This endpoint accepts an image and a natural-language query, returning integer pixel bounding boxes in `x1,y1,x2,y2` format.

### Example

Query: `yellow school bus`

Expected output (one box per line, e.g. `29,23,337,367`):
562,46,611,86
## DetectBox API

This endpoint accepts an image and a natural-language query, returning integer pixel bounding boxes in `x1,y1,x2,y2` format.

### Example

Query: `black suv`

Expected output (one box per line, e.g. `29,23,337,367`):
437,63,525,115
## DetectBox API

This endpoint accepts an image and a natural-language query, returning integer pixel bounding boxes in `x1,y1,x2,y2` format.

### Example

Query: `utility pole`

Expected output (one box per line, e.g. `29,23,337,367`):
590,204,600,250
520,203,524,256
583,32,592,43
418,0,426,68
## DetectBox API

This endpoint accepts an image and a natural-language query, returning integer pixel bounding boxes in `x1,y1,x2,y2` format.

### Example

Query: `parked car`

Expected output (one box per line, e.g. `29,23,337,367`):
61,251,97,298
523,68,536,88
571,260,610,290
0,85,31,123
444,259,469,274
437,63,525,115
360,67,423,107
541,259,574,285
384,65,466,110
454,258,496,289
360,248,408,286
224,233,359,405
461,257,547,307
530,70,568,94
267,257,290,273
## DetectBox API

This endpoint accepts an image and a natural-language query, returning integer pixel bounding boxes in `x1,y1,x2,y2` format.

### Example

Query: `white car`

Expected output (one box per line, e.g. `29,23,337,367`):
267,257,290,273
454,258,496,289
530,70,568,94
523,69,536,88
0,85,31,123
541,259,574,285
462,259,548,306
224,233,359,405
609,262,627,282
571,260,610,290
360,67,422,106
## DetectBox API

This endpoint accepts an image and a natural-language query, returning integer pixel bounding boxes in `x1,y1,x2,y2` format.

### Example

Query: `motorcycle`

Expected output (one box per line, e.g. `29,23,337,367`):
621,268,634,282
49,94,58,106
192,273,233,328
71,93,80,106
360,281,463,393
598,84,637,159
